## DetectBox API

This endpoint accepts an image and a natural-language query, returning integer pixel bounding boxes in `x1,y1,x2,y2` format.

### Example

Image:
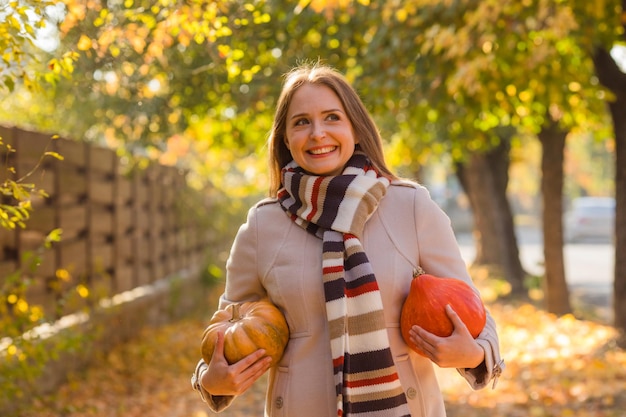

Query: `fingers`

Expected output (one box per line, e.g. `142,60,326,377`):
211,330,269,366
228,351,272,394
409,305,484,368
409,325,437,358
408,305,469,364
237,354,273,392
214,330,225,355
203,344,272,396
209,330,227,366
445,304,470,335
233,348,270,373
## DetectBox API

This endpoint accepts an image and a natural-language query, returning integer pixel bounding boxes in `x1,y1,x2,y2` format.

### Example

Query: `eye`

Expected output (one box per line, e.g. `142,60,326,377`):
325,113,340,121
293,117,309,126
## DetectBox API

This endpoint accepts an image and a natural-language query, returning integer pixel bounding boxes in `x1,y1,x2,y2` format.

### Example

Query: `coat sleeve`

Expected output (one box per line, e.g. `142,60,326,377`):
221,203,267,306
191,359,234,412
412,184,504,390
191,204,268,411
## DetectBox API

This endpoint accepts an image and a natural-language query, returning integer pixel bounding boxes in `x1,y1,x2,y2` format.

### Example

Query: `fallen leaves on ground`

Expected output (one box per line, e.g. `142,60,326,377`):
20,301,626,417
437,302,626,417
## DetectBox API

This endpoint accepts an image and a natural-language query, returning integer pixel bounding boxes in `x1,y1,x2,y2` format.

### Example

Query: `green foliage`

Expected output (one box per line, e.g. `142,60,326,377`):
374,1,615,152
0,229,91,414
42,0,278,149
0,134,93,414
0,135,63,229
0,0,622,193
0,0,75,92
200,263,224,287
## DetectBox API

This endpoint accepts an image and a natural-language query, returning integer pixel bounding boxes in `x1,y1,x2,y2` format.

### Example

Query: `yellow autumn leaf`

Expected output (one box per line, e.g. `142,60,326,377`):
44,151,64,160
76,284,89,298
77,34,92,51
16,298,28,313
56,268,71,281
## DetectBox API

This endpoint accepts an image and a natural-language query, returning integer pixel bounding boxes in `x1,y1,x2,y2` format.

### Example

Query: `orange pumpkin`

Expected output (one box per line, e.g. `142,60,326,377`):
201,300,289,365
400,268,486,356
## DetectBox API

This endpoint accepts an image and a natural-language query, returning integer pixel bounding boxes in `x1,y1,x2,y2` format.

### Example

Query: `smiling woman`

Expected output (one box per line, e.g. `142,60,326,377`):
191,63,503,417
283,83,357,176
266,64,396,197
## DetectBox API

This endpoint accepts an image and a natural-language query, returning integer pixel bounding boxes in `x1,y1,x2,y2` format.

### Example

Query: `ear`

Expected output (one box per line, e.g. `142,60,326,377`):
284,137,290,149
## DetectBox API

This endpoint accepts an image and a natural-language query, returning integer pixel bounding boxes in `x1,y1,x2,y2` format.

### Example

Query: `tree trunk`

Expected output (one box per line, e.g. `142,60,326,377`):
610,96,626,348
593,46,626,348
455,137,526,295
537,122,571,316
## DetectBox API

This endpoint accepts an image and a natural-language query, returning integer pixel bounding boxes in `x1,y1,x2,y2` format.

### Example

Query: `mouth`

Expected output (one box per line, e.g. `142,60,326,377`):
307,146,337,155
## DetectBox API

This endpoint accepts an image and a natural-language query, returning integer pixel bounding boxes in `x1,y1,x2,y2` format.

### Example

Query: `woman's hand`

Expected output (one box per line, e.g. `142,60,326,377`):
201,330,273,396
409,304,485,369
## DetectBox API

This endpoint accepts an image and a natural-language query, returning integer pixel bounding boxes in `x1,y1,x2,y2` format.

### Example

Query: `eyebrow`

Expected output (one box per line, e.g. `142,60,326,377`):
289,108,344,120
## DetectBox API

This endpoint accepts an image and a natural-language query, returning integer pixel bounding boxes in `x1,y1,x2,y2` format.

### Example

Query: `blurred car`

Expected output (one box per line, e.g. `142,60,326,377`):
564,197,615,243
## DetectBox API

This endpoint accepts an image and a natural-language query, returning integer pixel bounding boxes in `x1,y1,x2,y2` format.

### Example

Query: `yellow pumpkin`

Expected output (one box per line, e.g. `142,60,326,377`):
201,300,289,365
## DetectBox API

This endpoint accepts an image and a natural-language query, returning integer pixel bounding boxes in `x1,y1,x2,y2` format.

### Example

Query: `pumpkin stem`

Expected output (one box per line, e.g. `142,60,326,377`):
413,266,426,278
228,304,243,323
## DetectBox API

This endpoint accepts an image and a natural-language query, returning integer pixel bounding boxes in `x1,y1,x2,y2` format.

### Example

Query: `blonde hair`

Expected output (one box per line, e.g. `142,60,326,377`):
267,63,396,196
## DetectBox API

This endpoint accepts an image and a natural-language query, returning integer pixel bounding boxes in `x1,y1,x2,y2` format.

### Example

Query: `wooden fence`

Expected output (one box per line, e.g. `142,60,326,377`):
0,126,211,319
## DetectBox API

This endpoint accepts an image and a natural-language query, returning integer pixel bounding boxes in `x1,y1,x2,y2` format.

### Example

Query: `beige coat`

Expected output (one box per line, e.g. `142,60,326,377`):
194,182,502,416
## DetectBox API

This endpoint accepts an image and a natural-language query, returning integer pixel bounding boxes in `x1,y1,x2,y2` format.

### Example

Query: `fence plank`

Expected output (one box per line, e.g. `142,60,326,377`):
57,167,87,203
91,235,114,273
14,129,53,168
19,229,47,252
36,250,56,279
89,144,115,173
90,174,115,206
59,239,88,277
59,205,87,242
55,138,86,168
1,126,212,324
26,205,55,232
0,260,17,279
90,205,113,237
115,264,134,293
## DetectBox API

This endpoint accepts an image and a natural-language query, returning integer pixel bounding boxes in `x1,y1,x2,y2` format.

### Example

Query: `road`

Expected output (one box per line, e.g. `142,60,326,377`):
456,226,615,321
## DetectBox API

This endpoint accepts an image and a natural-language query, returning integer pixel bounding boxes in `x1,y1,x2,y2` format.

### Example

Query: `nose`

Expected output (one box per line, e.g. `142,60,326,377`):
310,122,325,140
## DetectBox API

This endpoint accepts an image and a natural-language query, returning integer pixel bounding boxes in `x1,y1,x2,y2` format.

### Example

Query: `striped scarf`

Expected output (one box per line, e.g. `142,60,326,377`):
278,151,410,417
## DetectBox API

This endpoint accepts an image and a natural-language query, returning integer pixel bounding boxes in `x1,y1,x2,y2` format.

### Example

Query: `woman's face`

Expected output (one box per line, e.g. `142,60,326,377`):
284,83,357,176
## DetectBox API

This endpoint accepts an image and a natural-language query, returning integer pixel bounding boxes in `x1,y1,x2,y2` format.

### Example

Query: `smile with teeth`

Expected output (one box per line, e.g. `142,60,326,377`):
308,146,337,155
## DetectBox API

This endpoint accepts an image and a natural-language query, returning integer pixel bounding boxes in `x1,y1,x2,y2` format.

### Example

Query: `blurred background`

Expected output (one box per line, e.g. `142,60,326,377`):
1,1,624,416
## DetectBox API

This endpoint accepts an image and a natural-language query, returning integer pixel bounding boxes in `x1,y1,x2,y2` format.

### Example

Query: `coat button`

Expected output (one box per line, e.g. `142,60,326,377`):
275,396,284,409
406,387,417,399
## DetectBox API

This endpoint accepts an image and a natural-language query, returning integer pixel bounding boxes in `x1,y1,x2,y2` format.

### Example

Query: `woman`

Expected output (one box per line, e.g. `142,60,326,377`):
191,63,503,417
